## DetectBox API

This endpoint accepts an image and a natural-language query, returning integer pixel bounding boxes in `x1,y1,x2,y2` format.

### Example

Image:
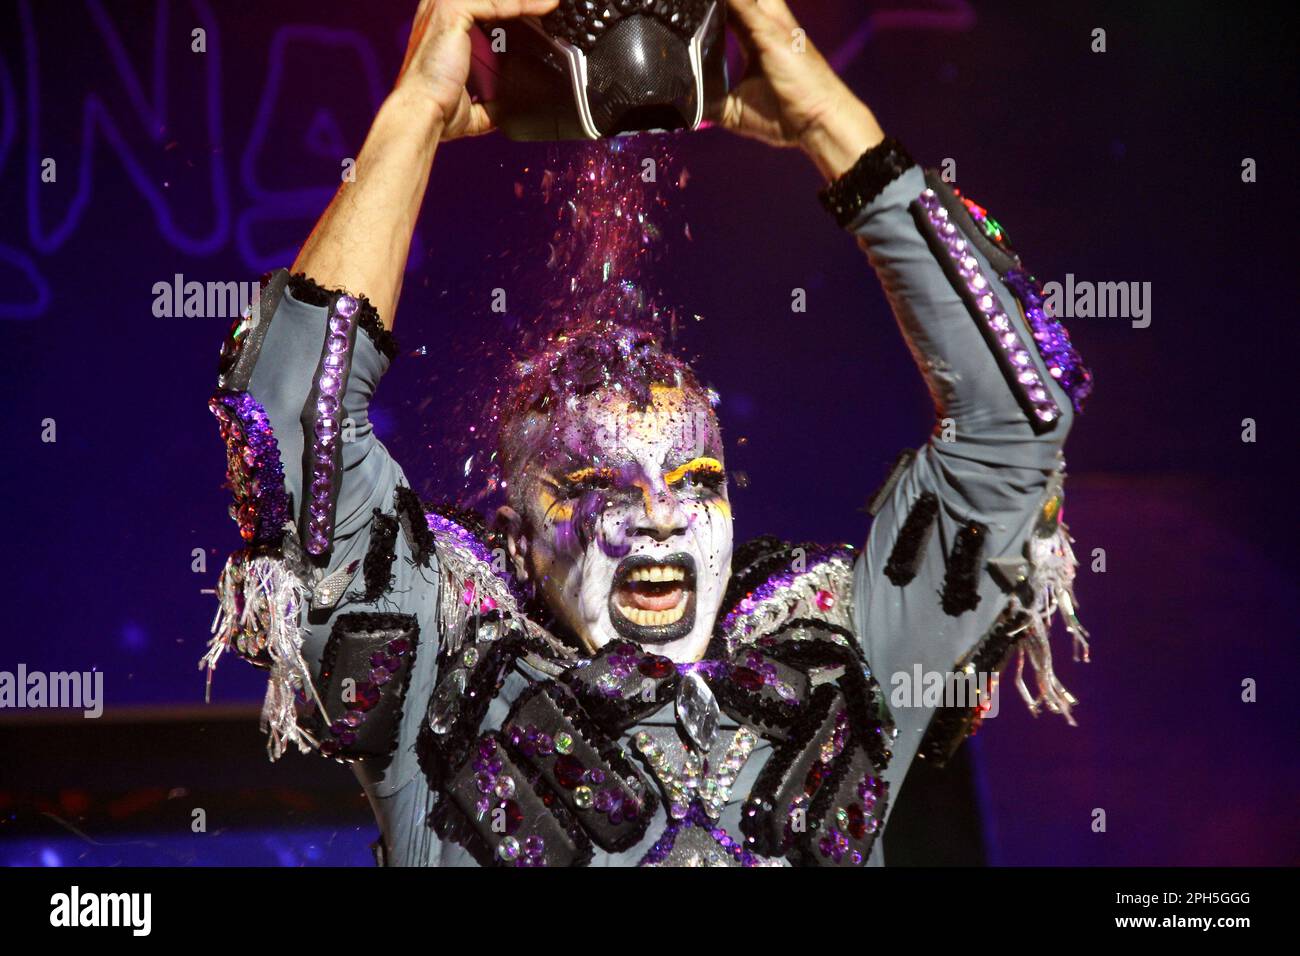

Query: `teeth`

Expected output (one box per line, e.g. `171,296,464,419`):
616,591,689,628
627,565,686,583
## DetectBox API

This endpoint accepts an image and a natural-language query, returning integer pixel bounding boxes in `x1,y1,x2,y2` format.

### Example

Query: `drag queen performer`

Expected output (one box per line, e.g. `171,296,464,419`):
203,0,1093,867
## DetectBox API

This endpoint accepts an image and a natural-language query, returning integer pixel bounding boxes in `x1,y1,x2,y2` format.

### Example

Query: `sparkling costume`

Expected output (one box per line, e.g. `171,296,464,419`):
203,142,1091,866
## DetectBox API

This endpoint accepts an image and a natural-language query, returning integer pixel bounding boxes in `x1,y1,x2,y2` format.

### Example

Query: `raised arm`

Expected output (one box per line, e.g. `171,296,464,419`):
293,0,559,327
722,0,1092,792
204,1,558,758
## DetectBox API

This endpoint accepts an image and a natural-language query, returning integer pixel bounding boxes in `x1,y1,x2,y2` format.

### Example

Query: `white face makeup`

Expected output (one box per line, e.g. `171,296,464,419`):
507,385,732,663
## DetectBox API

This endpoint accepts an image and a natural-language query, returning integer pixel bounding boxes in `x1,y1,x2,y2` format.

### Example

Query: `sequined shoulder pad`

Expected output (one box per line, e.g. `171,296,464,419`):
717,537,856,653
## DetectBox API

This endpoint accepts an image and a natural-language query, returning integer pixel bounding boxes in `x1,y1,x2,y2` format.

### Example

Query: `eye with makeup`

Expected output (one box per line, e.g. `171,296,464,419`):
559,465,618,498
664,457,726,495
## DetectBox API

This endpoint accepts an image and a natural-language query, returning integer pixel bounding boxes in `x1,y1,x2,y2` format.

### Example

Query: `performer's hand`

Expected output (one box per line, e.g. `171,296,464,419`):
722,0,885,179
395,0,559,140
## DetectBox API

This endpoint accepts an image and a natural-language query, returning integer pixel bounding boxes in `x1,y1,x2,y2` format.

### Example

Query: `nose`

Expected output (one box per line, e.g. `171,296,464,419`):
634,487,689,542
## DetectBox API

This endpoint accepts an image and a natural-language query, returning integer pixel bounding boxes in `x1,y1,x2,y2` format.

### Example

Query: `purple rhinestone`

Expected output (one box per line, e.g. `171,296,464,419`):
335,295,358,318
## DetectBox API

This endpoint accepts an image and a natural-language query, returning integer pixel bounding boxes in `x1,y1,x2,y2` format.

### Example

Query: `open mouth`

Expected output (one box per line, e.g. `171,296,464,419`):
609,552,697,645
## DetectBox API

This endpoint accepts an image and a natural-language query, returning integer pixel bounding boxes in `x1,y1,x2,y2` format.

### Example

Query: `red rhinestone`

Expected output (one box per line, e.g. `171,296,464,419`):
554,754,585,789
353,681,381,712
637,656,673,679
846,802,867,840
804,761,827,796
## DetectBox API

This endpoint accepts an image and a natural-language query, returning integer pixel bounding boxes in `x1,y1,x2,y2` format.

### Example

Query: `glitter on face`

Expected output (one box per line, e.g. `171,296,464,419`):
520,384,733,663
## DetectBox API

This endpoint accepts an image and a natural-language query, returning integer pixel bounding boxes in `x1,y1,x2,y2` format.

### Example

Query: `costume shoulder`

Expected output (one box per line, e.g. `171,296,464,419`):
716,535,858,654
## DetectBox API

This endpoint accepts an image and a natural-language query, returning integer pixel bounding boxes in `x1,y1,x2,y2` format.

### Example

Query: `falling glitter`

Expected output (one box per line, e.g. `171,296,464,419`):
398,135,710,507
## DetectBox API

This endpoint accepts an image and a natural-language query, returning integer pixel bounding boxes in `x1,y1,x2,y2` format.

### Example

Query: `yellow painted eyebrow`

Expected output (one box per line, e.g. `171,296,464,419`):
664,457,724,486
563,466,616,485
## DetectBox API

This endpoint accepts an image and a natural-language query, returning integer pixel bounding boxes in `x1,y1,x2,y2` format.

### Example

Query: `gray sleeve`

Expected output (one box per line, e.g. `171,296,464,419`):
845,167,1074,795
243,281,450,842
245,282,409,578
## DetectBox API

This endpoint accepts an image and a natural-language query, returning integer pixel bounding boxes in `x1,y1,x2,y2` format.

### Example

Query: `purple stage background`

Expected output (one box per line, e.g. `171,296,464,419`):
1,1,1296,865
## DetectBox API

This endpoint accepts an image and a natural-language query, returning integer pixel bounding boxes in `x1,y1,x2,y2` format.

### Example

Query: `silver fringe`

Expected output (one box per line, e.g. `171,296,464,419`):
430,526,524,657
201,549,324,760
1009,521,1091,723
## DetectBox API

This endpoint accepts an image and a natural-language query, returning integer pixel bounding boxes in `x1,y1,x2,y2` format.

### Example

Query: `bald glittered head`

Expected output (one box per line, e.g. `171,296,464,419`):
496,324,732,663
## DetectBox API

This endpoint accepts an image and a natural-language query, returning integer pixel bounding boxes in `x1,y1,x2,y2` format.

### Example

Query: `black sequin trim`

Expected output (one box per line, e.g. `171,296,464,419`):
310,612,419,762
713,649,808,741
393,485,436,567
940,520,987,616
287,271,398,362
560,641,678,729
417,623,524,787
794,744,889,867
761,620,893,771
436,730,594,867
740,684,842,858
761,618,863,665
360,509,399,601
505,682,658,853
819,136,916,228
884,491,939,586
917,607,1029,766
